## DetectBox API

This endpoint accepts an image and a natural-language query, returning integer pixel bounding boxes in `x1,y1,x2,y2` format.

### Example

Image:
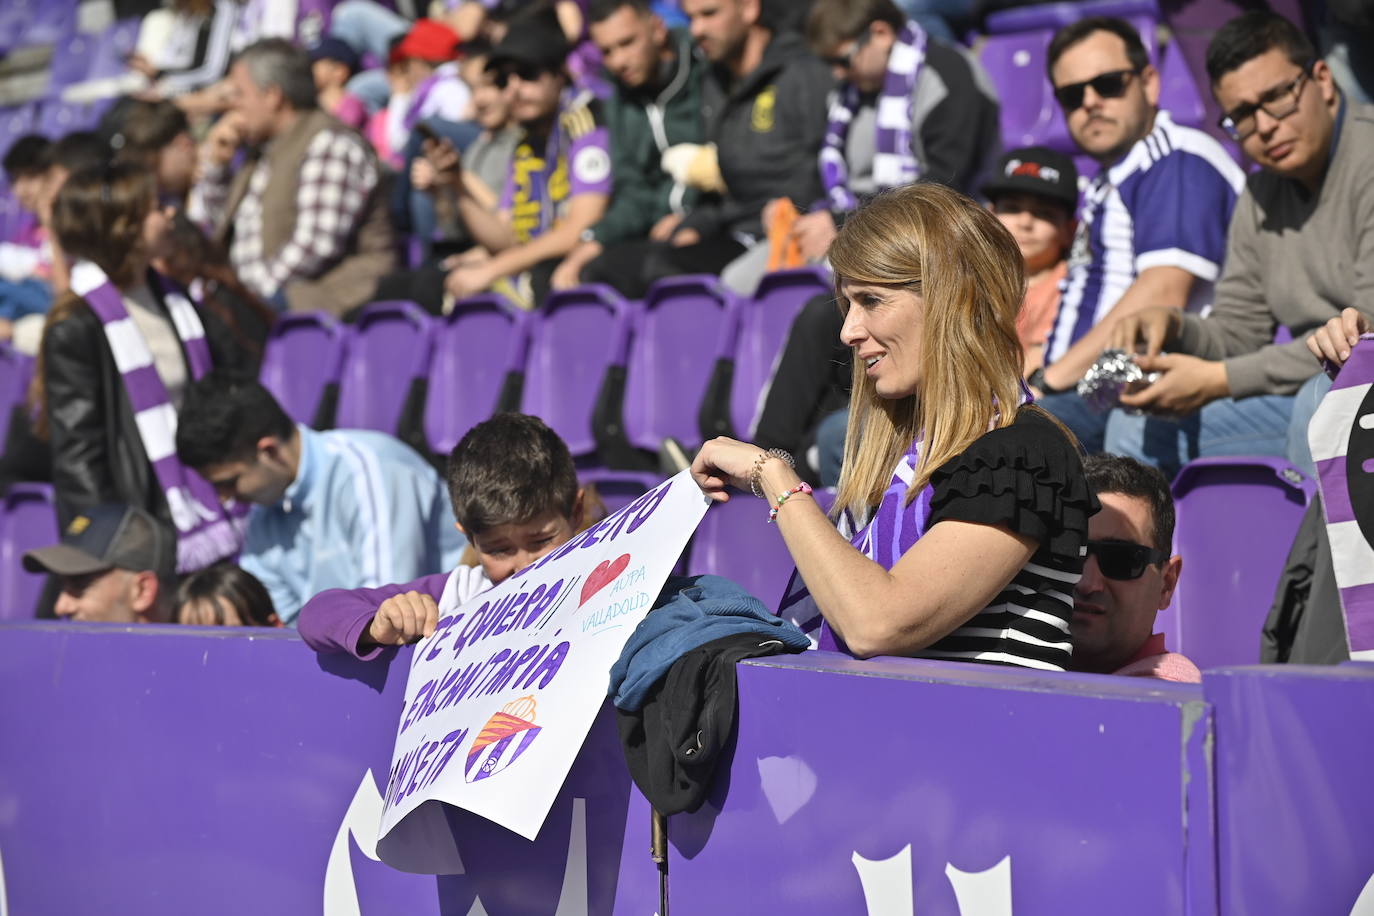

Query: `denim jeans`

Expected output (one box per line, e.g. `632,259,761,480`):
1100,374,1332,480
1037,389,1108,455
391,117,482,254
816,408,849,488
330,0,409,61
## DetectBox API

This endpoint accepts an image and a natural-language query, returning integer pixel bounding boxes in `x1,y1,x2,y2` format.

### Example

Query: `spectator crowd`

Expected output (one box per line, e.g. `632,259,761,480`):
0,0,1371,678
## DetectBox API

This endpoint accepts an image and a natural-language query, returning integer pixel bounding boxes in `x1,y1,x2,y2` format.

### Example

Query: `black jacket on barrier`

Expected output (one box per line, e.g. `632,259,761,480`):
42,271,244,531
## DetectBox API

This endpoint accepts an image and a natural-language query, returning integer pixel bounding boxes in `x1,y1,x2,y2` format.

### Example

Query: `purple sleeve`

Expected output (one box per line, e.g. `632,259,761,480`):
1122,151,1240,281
568,126,613,197
297,572,452,660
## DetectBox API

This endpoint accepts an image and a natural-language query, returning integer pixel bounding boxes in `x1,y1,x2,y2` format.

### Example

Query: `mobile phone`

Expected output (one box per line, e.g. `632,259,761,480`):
415,123,440,143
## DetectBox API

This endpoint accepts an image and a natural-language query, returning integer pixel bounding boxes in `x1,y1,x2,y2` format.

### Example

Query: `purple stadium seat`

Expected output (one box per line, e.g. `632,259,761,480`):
0,106,37,161
1157,38,1207,130
21,1,76,47
1158,456,1315,670
0,483,57,620
521,284,633,461
47,32,97,93
81,18,142,84
983,0,1158,34
730,267,833,439
37,101,103,138
259,312,349,428
335,301,435,436
424,295,531,456
0,344,33,423
624,275,738,452
580,469,667,515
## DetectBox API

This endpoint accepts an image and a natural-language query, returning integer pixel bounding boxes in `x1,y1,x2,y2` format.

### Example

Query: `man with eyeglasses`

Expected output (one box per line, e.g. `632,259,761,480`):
1030,18,1245,457
1106,11,1374,478
1070,454,1200,683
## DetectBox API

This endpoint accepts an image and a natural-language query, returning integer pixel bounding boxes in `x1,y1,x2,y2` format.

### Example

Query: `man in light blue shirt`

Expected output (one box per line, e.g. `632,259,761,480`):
176,371,465,624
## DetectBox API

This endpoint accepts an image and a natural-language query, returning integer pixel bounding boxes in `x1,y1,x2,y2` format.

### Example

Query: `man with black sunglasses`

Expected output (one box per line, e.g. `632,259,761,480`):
1031,18,1244,456
1106,11,1374,478
1070,454,1200,683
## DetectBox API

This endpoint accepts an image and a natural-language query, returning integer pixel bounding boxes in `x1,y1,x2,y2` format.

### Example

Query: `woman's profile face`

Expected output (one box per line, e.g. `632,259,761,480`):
838,279,926,400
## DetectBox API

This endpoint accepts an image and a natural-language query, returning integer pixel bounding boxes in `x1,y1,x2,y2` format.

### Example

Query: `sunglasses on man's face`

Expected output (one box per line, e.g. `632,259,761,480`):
491,62,544,89
1053,68,1140,111
1085,539,1168,581
820,28,871,70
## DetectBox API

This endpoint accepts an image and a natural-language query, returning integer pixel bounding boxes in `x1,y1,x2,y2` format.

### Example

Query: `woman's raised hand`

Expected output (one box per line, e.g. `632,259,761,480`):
690,437,768,502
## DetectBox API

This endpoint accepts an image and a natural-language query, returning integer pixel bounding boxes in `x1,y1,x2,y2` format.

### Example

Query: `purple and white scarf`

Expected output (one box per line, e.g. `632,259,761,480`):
778,389,1031,651
402,71,444,133
818,20,928,213
70,261,244,573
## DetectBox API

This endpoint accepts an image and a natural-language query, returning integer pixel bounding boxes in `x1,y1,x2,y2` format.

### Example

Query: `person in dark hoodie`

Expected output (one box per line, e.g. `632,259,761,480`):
585,0,834,298
551,0,709,289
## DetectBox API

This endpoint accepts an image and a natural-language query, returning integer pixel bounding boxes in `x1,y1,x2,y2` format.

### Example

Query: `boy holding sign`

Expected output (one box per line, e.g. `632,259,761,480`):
298,414,591,659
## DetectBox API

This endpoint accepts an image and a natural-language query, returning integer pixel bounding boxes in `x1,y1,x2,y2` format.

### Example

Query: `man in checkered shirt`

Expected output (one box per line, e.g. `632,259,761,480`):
190,39,394,317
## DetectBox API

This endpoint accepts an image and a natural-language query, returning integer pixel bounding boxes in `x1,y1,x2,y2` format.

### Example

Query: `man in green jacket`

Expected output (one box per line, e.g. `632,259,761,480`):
552,0,707,289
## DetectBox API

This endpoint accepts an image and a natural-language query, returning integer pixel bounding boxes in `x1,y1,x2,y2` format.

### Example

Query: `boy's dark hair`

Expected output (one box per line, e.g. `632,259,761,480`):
175,370,296,470
806,0,905,57
177,562,278,626
2,134,51,182
1205,11,1315,85
1047,17,1150,78
1082,453,1175,554
446,413,578,535
40,131,109,175
588,0,651,25
109,99,190,159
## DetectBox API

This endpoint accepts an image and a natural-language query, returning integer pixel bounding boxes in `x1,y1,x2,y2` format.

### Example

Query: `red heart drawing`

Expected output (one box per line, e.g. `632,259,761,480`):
580,554,631,607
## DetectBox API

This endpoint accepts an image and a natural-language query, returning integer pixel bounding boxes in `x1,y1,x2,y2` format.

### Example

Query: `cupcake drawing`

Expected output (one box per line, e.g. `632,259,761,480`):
464,695,543,783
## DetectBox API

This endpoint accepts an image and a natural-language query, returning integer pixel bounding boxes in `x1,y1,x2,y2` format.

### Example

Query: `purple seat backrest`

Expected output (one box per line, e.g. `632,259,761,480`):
984,0,1158,34
731,268,832,438
47,32,97,92
522,284,632,459
0,106,36,160
259,312,348,426
336,301,435,434
37,101,100,139
579,469,666,516
84,18,142,83
0,483,57,620
21,1,76,47
0,344,33,422
1158,38,1206,130
1159,456,1314,670
424,295,530,455
624,275,737,451
686,495,798,610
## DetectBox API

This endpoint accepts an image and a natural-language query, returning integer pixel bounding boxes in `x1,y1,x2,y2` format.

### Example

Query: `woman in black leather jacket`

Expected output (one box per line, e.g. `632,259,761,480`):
33,163,247,531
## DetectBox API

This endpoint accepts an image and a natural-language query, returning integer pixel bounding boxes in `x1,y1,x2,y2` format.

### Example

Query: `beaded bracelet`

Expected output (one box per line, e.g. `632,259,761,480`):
768,481,813,523
748,448,794,499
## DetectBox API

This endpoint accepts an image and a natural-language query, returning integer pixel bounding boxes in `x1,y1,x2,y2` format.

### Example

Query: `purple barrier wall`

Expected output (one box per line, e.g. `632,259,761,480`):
669,653,1215,915
34,626,1374,914
1207,663,1374,915
0,622,657,916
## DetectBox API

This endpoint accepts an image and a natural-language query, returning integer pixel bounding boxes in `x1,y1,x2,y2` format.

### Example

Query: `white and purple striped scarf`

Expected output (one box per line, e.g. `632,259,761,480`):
818,20,928,213
70,261,243,574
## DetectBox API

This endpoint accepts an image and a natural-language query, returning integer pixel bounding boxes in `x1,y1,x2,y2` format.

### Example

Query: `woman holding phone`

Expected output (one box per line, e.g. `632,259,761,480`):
691,183,1095,669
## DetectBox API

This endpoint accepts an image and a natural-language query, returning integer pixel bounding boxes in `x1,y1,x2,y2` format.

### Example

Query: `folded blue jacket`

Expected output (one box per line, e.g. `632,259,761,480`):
608,574,810,711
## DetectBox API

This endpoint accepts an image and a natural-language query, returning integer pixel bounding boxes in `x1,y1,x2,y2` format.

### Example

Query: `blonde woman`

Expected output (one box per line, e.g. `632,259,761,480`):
690,183,1095,669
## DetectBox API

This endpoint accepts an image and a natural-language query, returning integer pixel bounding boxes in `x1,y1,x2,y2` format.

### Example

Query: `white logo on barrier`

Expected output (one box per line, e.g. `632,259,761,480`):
325,770,594,915
853,847,1012,915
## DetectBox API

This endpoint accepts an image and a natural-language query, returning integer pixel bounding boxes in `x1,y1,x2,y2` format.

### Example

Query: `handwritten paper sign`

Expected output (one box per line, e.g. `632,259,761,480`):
376,471,710,868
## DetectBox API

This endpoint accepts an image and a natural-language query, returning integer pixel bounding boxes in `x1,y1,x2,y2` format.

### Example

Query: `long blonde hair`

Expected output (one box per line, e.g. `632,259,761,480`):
828,182,1028,520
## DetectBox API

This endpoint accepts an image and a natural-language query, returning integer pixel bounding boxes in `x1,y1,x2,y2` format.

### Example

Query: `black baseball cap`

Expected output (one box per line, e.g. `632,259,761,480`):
485,21,570,77
24,504,175,581
308,37,361,75
980,146,1079,212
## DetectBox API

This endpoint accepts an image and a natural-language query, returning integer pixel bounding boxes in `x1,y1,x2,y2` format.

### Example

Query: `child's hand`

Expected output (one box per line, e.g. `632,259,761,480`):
366,591,440,646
